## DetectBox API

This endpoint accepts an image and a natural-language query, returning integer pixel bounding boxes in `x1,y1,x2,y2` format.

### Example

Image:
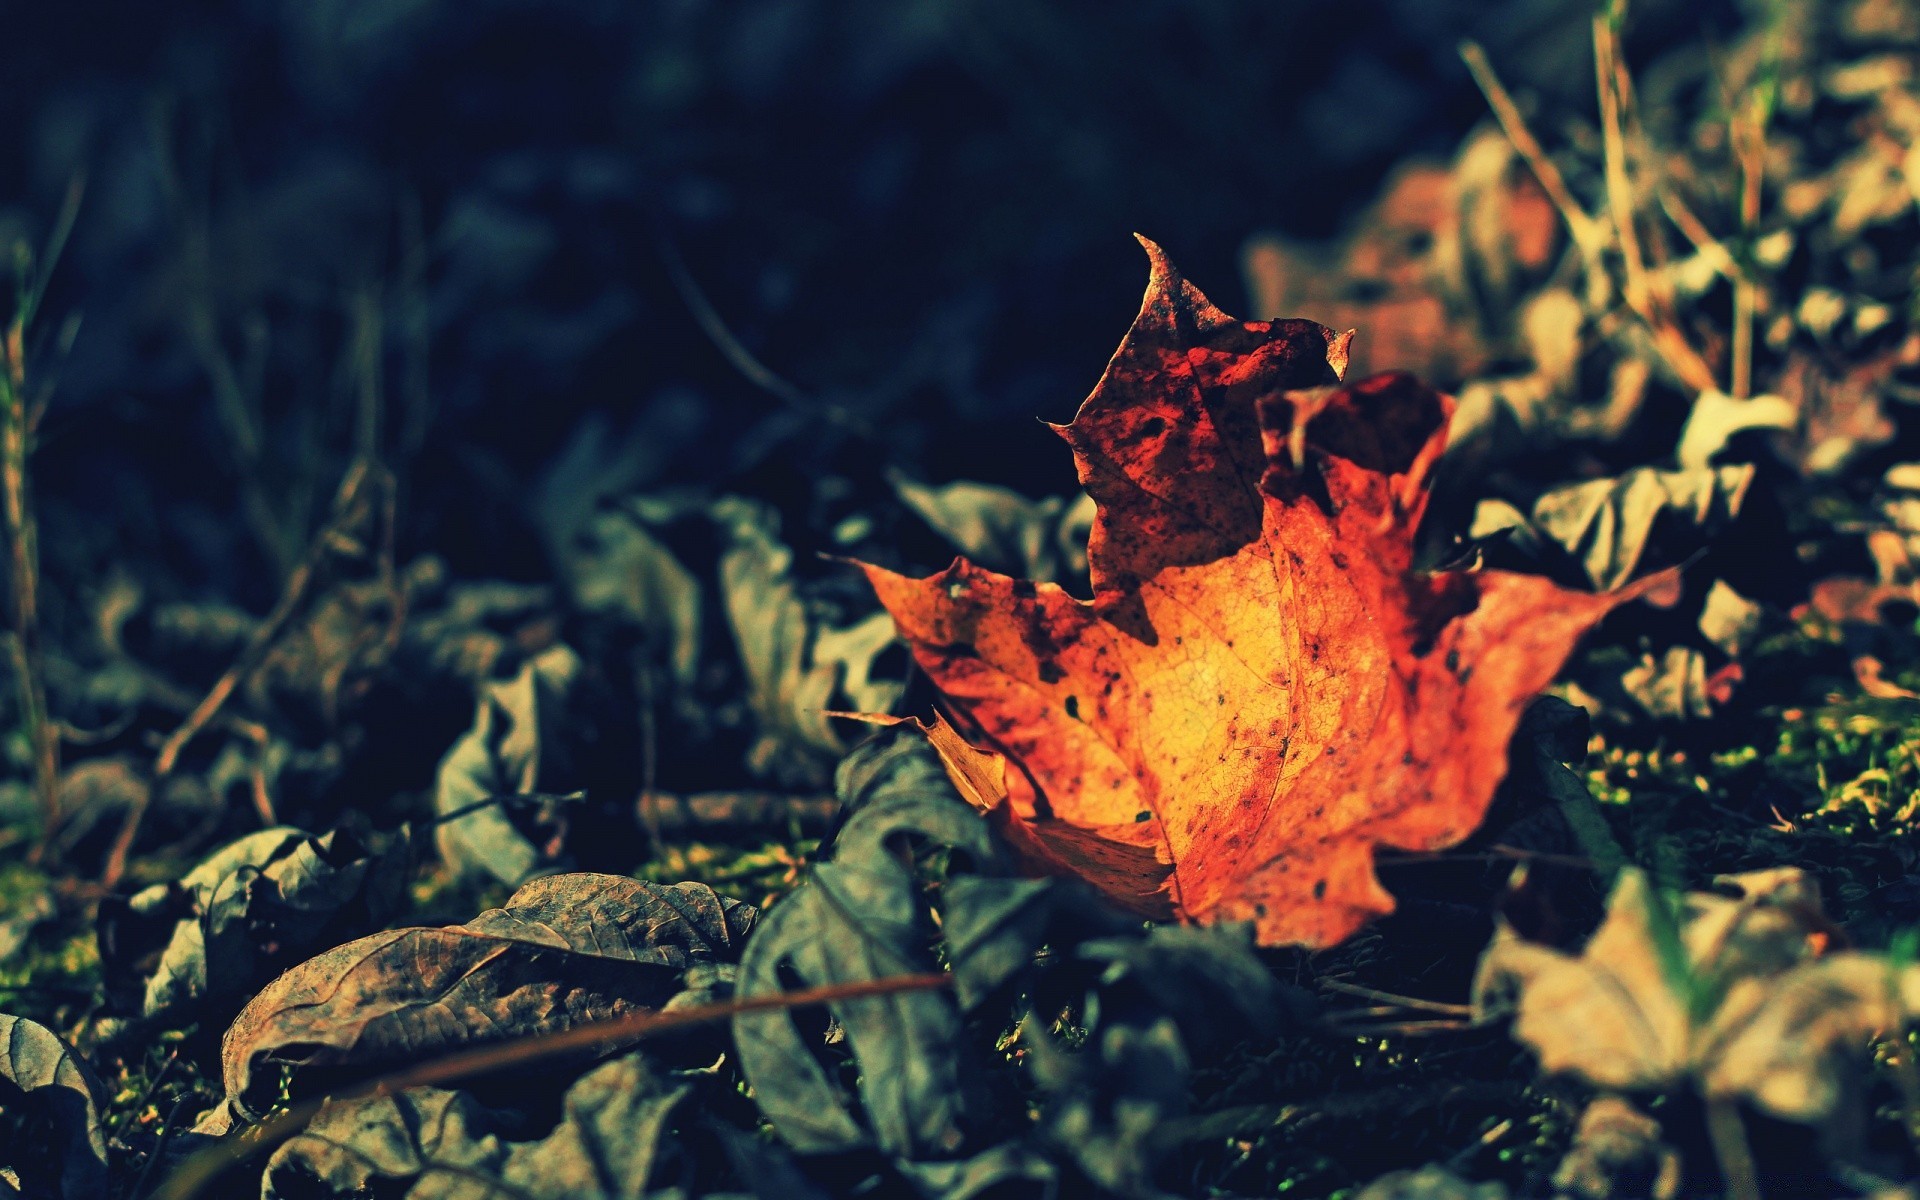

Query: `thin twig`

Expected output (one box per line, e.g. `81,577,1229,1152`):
1315,978,1474,1016
1323,1018,1480,1038
105,464,379,886
1729,92,1769,400
1593,16,1720,394
132,1094,197,1200
1595,19,1654,324
150,971,953,1200
1656,185,1744,280
635,790,839,834
111,1047,181,1140
1458,41,1608,270
654,230,865,435
152,463,373,778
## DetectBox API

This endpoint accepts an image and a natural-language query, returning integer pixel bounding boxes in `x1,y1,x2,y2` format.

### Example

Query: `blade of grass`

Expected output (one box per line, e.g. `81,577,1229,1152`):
1593,15,1721,395
1458,40,1609,275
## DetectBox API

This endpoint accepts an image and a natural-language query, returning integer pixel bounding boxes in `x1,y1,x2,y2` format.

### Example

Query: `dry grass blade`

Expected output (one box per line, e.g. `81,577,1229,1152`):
1593,16,1720,395
1458,40,1608,271
150,970,953,1200
3,178,84,863
1464,32,1720,396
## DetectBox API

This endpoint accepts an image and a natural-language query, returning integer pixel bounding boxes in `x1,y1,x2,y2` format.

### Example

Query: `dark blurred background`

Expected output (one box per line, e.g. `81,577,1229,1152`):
0,0,1733,617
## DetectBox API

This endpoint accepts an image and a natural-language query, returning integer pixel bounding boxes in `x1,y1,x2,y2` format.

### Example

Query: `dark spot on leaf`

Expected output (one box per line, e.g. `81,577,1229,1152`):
1039,661,1065,684
1064,695,1080,719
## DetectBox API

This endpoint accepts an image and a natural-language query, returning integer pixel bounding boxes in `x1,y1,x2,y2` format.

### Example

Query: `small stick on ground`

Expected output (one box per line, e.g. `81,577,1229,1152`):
105,463,384,886
1315,977,1474,1017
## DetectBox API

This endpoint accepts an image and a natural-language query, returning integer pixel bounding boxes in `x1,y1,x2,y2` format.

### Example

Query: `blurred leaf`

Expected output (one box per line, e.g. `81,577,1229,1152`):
558,497,704,688
0,1015,108,1200
1474,868,1920,1127
434,643,585,886
1075,924,1291,1049
1023,1014,1186,1198
889,471,1093,582
219,875,754,1120
1552,1096,1681,1200
1676,391,1795,470
1511,465,1754,592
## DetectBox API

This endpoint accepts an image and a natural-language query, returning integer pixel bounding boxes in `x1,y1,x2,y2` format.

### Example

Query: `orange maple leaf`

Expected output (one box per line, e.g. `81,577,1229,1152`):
862,238,1639,948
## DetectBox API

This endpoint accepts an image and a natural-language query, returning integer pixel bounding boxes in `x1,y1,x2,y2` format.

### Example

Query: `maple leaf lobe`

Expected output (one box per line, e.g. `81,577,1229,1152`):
864,238,1628,948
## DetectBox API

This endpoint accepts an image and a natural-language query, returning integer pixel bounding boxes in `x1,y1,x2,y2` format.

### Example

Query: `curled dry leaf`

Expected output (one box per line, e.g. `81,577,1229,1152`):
433,643,585,887
716,497,907,786
98,822,411,1023
218,874,755,1119
862,238,1639,948
0,1015,110,1200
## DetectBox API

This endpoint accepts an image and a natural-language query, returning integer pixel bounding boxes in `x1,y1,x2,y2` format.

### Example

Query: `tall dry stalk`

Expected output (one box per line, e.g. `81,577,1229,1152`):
1,183,81,857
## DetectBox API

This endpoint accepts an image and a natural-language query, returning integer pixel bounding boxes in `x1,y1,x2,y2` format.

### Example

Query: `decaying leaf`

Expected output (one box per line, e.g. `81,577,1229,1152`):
433,643,586,886
863,239,1636,948
1241,126,1560,387
263,1052,690,1200
0,1014,109,1200
729,730,1064,1198
1474,867,1920,1126
219,875,755,1119
98,821,411,1023
716,497,906,786
1477,466,1753,594
557,495,705,689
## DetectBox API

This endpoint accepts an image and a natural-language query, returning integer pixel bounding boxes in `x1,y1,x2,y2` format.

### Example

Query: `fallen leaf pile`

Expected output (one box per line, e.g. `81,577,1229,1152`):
12,2,1920,1196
